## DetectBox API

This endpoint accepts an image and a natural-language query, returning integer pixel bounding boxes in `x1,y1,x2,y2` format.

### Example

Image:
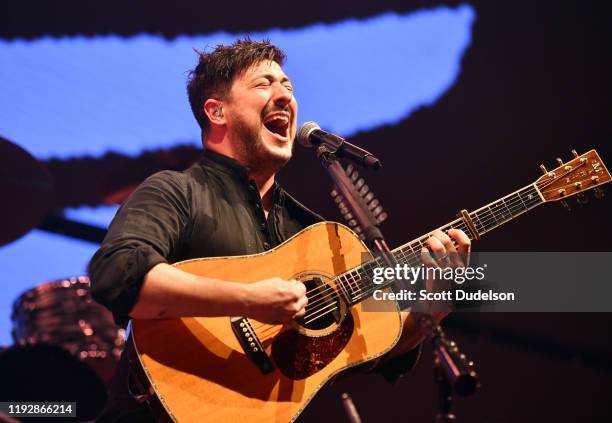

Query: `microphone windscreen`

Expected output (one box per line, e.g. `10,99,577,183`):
297,121,320,147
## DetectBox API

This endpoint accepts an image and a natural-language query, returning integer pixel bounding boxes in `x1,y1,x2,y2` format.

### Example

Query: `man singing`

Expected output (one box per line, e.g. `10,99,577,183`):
89,38,470,422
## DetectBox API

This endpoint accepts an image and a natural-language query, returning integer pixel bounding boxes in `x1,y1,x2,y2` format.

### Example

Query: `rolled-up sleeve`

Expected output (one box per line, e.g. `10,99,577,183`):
88,171,191,326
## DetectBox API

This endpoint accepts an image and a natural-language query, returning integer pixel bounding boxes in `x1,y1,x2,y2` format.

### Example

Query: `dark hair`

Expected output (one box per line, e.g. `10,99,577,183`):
187,38,286,134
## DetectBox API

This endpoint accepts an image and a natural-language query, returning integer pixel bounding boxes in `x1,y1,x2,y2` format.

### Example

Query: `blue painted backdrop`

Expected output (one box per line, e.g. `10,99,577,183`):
0,5,474,344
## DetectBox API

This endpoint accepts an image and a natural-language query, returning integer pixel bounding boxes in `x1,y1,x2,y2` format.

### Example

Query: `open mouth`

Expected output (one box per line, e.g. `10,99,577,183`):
263,113,290,141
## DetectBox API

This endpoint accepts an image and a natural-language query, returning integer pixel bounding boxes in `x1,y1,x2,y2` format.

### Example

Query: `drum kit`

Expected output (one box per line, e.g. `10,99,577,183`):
0,137,125,420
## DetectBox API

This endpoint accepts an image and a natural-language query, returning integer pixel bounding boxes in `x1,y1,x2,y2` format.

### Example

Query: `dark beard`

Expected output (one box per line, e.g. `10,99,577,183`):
231,111,292,174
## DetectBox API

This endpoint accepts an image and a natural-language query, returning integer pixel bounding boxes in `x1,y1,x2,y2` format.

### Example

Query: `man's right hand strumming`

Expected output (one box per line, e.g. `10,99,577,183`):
128,263,308,325
244,278,308,324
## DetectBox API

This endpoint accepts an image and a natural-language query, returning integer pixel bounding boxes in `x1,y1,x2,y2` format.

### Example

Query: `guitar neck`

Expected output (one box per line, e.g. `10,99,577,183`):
398,182,543,250
336,183,544,305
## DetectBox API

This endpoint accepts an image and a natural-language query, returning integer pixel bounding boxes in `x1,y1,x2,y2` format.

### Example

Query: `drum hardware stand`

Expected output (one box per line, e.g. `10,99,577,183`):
313,144,480,423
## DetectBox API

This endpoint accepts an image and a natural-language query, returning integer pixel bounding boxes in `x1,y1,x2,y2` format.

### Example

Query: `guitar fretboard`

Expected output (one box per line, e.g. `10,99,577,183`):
334,184,543,304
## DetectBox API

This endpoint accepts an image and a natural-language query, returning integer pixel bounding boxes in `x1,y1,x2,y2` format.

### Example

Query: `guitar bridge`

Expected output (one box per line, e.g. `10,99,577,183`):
230,316,275,374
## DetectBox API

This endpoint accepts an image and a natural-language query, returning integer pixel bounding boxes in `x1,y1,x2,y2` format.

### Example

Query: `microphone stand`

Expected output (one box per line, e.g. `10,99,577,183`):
420,314,479,422
313,145,480,422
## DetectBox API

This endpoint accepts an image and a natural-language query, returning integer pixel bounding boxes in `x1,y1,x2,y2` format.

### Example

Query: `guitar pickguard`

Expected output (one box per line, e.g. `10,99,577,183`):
271,312,354,380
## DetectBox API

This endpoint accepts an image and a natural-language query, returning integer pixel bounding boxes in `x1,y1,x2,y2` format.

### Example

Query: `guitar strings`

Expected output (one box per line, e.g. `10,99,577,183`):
310,183,540,311
460,165,580,232
303,184,538,313
255,184,542,334
320,186,543,308
275,175,590,330
300,177,566,317
254,176,566,334
267,197,544,332
256,186,538,334
338,168,580,315
279,173,589,333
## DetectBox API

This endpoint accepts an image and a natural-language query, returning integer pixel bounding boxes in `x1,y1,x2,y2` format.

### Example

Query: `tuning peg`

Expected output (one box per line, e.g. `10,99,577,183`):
560,200,571,211
540,164,548,174
576,193,588,204
594,187,605,199
571,149,579,158
556,158,563,166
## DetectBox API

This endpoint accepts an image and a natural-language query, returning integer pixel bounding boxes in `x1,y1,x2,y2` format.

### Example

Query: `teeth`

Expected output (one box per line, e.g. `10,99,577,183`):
264,115,289,124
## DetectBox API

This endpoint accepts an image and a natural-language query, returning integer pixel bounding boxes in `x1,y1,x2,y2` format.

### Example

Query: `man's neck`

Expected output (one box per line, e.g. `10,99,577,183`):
205,142,277,212
249,171,276,213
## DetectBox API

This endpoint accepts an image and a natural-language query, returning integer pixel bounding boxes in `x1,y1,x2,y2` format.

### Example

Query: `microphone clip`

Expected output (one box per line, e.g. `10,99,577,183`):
298,121,382,169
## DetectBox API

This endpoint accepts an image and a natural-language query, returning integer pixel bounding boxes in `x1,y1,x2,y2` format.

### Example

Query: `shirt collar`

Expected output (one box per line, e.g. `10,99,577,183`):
200,149,251,179
200,149,287,206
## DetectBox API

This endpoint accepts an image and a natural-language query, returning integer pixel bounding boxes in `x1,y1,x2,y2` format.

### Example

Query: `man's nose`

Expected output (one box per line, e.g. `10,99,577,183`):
272,83,293,107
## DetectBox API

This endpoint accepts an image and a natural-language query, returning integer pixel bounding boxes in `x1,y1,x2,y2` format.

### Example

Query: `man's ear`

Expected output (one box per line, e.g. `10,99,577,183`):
204,99,225,125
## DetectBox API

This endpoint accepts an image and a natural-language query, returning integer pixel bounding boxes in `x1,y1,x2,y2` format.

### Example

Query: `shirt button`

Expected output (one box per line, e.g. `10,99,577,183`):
260,223,267,231
263,241,271,249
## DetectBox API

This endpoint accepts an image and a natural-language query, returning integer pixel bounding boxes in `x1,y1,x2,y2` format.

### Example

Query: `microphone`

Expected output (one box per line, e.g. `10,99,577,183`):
297,122,381,169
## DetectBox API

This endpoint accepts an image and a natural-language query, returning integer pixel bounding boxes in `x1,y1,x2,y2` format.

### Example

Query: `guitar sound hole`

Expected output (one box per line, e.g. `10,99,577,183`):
298,277,341,330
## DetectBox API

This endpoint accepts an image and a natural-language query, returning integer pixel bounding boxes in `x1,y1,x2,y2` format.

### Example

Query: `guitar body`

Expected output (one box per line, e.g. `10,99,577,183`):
131,222,403,423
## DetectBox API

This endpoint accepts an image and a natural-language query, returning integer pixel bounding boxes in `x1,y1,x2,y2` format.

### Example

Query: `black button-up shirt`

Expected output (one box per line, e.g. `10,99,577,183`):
89,149,323,326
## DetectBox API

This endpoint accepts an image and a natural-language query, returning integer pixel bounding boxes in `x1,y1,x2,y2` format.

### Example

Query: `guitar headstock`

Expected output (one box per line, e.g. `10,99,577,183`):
535,149,611,203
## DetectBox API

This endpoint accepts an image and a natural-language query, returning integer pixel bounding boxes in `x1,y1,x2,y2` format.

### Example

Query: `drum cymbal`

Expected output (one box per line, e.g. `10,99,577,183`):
0,137,54,246
12,276,126,385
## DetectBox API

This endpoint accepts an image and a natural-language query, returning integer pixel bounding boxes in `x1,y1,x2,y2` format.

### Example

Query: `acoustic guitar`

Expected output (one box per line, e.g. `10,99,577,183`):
130,149,610,422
